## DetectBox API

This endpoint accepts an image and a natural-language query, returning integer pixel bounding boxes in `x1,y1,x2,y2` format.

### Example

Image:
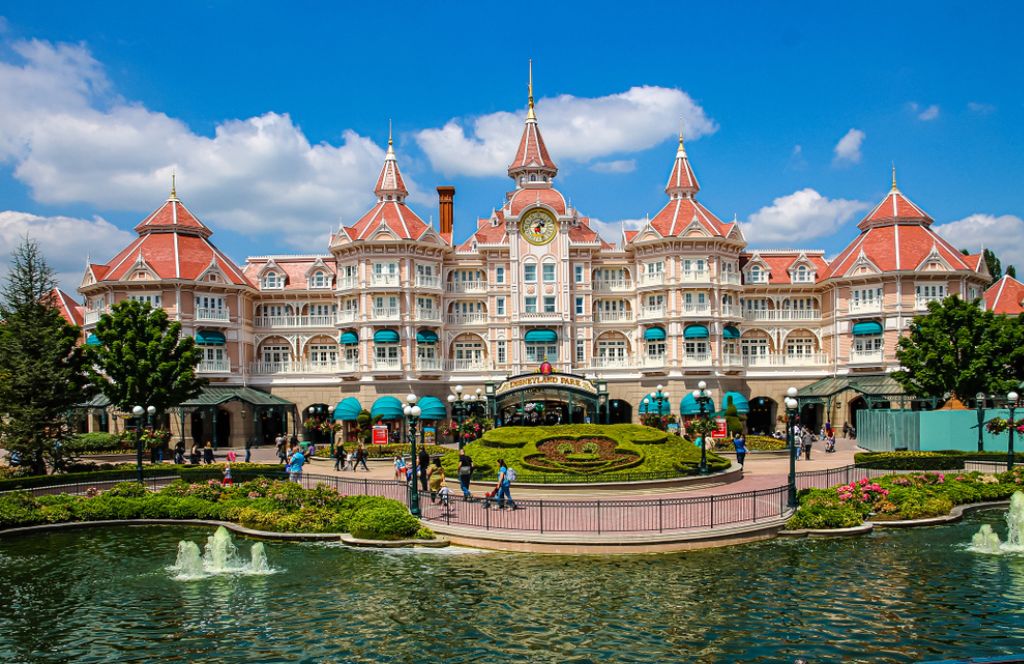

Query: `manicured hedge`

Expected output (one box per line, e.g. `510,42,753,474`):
853,450,1024,470
64,432,132,454
312,444,450,459
0,477,430,540
0,463,286,492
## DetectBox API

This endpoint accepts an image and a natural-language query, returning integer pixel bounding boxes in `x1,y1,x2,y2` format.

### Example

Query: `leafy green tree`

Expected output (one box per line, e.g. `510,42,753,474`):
0,238,91,474
87,300,205,421
723,398,743,435
894,295,1024,399
1008,265,1017,279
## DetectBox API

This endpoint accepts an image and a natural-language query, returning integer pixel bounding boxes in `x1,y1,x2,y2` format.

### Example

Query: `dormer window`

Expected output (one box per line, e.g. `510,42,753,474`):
792,265,813,283
530,174,537,182
262,272,283,290
748,266,767,284
309,271,330,289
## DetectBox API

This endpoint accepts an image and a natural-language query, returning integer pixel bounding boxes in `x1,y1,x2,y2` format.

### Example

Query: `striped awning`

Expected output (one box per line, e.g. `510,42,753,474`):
333,397,362,421
373,329,400,344
852,321,883,336
524,329,557,343
195,330,225,345
339,331,359,345
684,325,709,339
644,326,666,341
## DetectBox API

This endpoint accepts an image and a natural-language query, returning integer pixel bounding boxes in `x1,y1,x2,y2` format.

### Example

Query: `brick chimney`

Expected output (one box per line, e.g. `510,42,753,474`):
437,186,455,242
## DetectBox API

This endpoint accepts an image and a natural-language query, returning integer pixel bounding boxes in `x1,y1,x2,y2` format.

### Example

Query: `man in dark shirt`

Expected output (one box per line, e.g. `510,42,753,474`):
418,448,430,493
457,449,474,500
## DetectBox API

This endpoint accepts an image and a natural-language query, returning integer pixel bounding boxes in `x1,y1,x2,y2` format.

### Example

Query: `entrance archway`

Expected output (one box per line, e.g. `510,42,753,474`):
302,403,332,446
260,408,287,444
748,397,777,435
848,396,867,430
800,403,823,432
607,399,632,424
190,408,231,448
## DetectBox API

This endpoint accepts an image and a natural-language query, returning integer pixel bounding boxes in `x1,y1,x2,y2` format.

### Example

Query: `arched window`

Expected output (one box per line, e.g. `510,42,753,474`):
523,261,537,283
793,265,811,283
749,266,763,284
530,174,537,182
309,271,330,289
262,272,282,289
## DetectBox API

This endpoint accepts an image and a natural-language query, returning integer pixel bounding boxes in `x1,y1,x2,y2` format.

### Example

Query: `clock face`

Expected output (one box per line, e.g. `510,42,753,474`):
520,209,558,246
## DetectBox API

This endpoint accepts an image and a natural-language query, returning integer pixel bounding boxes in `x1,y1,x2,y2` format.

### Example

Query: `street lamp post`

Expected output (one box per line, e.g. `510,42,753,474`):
1008,390,1019,471
694,380,711,475
132,404,156,484
785,387,799,508
447,384,469,449
976,392,987,453
403,394,422,517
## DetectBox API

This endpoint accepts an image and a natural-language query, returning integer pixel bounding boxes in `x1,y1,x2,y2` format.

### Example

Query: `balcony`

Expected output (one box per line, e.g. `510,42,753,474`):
720,304,742,318
848,349,885,365
720,273,742,286
198,359,231,373
519,311,561,322
722,353,744,367
446,281,487,294
915,297,944,310
250,360,357,375
336,276,358,290
590,357,631,369
680,269,710,283
254,315,337,328
416,275,442,289
416,357,442,372
682,303,711,316
742,353,829,368
372,358,402,372
742,309,821,322
445,359,490,372
195,308,230,322
639,305,665,320
640,354,667,368
371,274,400,288
638,273,665,287
416,307,442,321
593,279,633,292
593,310,634,323
447,312,488,325
336,310,359,324
371,307,401,321
848,301,883,314
84,308,109,325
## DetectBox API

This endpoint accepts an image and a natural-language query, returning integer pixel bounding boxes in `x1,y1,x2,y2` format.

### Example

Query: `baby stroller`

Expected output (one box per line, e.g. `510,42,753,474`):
824,435,836,453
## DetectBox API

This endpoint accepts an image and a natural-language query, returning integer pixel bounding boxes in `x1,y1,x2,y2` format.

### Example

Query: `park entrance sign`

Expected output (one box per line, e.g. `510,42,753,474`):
487,371,609,426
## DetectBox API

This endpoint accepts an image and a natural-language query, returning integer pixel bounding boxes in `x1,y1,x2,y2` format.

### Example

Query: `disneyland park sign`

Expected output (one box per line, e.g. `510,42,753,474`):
495,373,599,397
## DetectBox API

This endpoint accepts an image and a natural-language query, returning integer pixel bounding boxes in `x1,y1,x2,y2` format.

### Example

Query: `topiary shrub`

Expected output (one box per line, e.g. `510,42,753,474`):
853,451,965,470
346,501,421,540
723,399,743,436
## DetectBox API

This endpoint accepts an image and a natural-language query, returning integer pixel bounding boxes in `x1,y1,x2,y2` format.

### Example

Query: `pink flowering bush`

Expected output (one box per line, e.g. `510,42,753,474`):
836,477,890,505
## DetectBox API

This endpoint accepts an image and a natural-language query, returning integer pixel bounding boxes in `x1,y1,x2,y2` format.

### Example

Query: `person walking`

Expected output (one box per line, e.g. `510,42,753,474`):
244,437,253,463
393,455,406,480
222,462,233,486
189,442,200,465
203,442,214,465
355,443,369,471
275,434,286,464
732,432,748,468
486,458,517,510
418,447,430,493
427,458,446,503
287,444,305,483
226,449,237,463
457,448,474,500
801,428,814,461
173,441,185,465
334,444,346,471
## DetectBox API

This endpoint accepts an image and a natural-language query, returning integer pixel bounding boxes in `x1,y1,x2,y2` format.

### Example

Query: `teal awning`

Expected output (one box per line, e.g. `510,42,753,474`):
417,396,446,420
416,330,438,344
639,393,670,415
333,397,362,421
723,325,740,340
195,330,225,345
86,333,101,346
374,329,400,344
643,326,666,341
719,391,749,414
680,393,716,416
852,321,883,336
524,329,557,343
339,331,359,345
684,325,709,339
371,395,404,420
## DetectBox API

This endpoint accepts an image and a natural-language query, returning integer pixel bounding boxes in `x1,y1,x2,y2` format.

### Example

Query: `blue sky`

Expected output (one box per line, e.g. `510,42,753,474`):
0,2,1021,292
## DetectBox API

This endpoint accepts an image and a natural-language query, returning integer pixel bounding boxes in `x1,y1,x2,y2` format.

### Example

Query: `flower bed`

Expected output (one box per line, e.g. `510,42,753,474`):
312,444,451,460
0,477,432,540
853,450,1024,470
787,467,1024,530
712,435,788,452
442,424,729,482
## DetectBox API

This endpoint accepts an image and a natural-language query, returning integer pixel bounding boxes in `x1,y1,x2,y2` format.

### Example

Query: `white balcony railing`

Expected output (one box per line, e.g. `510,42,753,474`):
682,352,713,365
519,311,561,321
742,353,829,367
84,309,106,325
371,307,401,320
915,297,943,309
682,303,711,316
446,281,487,294
416,307,442,321
720,304,742,318
336,310,358,323
195,308,230,322
416,275,441,289
639,305,665,320
373,359,402,372
639,273,665,287
445,359,489,372
680,270,710,283
416,357,441,372
722,353,744,367
593,310,634,323
447,312,488,325
198,359,231,373
254,315,338,328
590,357,631,369
742,309,821,322
848,301,883,314
371,274,400,287
849,349,885,364
720,273,742,285
641,354,667,368
336,277,358,291
250,360,357,374
593,279,633,292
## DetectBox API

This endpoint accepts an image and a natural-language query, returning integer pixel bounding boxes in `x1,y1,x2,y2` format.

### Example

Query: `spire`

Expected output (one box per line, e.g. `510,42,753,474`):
891,162,898,191
664,125,700,198
507,60,557,183
374,121,408,201
169,170,178,200
857,167,933,231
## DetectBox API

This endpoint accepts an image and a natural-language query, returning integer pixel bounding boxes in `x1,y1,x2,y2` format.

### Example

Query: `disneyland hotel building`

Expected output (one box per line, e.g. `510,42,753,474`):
58,86,996,446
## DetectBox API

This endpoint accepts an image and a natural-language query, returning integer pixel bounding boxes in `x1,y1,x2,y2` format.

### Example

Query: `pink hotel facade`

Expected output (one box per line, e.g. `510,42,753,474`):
65,88,992,443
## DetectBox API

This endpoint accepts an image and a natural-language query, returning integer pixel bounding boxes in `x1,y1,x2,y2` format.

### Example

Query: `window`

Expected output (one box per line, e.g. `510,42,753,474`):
416,264,435,278
597,339,627,362
262,272,282,289
524,343,558,363
309,344,337,366
524,297,537,314
575,297,584,315
524,263,537,283
852,287,883,307
340,298,358,315
786,336,815,356
685,340,708,356
374,262,398,276
744,297,769,312
496,340,507,365
309,271,331,289
417,344,436,361
201,346,225,364
683,258,707,273
375,344,399,362
495,266,506,284
544,296,556,313
453,341,484,365
784,297,816,311
646,294,664,308
307,303,334,320
916,284,946,301
339,264,357,286
416,297,434,312
576,339,585,364
645,340,666,358
543,262,556,283
748,266,765,284
496,297,506,316
741,337,770,358
853,336,883,353
261,344,290,364
129,293,162,307
792,265,812,283
574,265,584,283
195,295,224,312
344,346,359,363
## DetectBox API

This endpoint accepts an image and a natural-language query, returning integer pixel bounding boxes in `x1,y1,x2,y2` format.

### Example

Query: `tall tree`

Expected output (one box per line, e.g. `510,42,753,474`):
1008,265,1017,279
983,248,1003,285
87,300,205,421
894,295,1024,399
0,238,91,474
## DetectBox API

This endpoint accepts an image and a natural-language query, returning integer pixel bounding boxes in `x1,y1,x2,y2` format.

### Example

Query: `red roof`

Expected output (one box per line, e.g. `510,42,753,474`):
348,201,432,241
623,230,638,243
458,217,508,250
740,253,829,285
374,140,408,199
97,231,250,285
133,196,212,237
509,187,567,216
858,186,933,231
822,222,973,279
243,257,337,290
568,218,601,244
647,197,731,238
50,288,84,326
665,134,699,196
985,275,1024,315
508,118,557,178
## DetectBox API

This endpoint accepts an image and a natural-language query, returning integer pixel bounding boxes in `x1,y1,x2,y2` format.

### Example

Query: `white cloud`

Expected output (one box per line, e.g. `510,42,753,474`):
832,128,865,166
968,101,996,115
934,213,1024,273
0,38,401,249
739,188,869,245
0,210,134,293
587,216,647,246
590,159,636,174
917,104,940,121
415,86,717,177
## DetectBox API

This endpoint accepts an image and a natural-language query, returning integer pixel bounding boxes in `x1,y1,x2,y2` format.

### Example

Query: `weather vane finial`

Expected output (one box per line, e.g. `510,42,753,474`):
170,169,177,199
891,162,897,191
388,118,393,147
527,59,536,121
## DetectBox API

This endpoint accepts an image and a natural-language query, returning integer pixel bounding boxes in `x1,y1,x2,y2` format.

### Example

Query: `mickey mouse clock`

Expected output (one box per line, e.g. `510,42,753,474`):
520,208,558,246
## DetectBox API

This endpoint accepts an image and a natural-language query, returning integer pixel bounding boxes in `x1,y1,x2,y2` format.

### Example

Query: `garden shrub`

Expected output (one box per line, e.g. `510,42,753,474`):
346,501,420,540
853,451,965,470
64,432,131,454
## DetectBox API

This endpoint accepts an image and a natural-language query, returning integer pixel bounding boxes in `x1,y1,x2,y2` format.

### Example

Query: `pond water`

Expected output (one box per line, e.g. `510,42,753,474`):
1,511,1023,663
